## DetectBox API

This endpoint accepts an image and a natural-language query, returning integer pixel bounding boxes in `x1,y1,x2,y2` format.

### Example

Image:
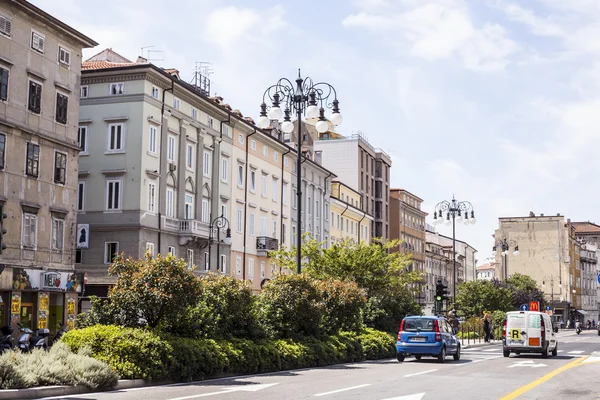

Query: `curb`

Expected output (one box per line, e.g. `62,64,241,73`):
462,341,501,349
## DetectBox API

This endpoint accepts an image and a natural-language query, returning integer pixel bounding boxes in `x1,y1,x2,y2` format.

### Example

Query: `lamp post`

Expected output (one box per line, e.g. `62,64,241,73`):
491,238,519,281
208,214,232,272
432,196,476,305
257,70,343,274
542,275,561,313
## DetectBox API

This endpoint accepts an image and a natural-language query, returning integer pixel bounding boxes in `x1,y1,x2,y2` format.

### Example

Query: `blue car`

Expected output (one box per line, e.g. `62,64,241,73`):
396,316,461,363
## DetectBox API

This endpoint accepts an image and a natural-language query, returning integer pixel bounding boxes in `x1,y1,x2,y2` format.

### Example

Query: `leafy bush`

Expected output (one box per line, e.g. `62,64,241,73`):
364,289,422,333
0,343,118,389
164,336,228,381
316,278,365,334
256,274,323,339
356,328,396,359
456,331,480,339
62,325,170,380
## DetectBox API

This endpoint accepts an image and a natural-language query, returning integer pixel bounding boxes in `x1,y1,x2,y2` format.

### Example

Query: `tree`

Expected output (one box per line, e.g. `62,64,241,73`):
505,274,546,310
455,280,513,317
106,253,201,328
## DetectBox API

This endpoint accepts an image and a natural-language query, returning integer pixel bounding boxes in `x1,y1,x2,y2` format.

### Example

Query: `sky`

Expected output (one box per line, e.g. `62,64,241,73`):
30,0,600,263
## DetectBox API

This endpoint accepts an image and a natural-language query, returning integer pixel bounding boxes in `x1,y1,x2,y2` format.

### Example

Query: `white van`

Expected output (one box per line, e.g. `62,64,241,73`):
503,311,558,358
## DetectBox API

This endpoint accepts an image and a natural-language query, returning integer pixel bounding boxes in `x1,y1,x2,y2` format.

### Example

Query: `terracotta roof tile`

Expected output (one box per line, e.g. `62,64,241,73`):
572,222,600,233
82,60,139,71
476,263,495,270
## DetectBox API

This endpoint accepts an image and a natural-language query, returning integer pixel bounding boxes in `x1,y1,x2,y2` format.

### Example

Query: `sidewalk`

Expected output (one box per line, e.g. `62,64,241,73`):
461,339,501,349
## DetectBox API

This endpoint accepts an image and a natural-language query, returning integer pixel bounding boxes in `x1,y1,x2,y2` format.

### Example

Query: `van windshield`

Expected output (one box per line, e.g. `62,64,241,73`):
403,318,435,332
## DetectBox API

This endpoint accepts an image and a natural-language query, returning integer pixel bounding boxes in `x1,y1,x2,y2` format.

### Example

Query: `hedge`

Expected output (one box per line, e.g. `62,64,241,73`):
62,325,396,382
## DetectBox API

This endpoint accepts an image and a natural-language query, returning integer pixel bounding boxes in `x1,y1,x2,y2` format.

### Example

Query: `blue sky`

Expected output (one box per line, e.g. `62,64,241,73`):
31,0,600,261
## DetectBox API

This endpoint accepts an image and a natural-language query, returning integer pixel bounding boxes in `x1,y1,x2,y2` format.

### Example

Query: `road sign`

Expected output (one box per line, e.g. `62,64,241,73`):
546,306,551,311
520,304,529,311
529,301,540,312
597,273,600,285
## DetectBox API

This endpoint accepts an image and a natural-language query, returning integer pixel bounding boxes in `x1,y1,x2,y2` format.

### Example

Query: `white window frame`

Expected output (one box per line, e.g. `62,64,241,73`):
186,143,194,170
31,30,45,53
166,187,174,218
201,198,209,223
191,108,197,120
187,249,194,269
77,181,86,212
220,254,227,273
237,164,244,187
22,213,37,249
0,14,11,38
58,45,70,67
203,151,211,177
106,179,122,211
146,242,155,256
262,146,268,157
148,181,156,213
104,242,119,264
260,261,265,279
185,193,195,220
249,213,255,236
316,199,320,219
274,151,279,162
250,140,256,151
272,178,278,202
261,215,267,236
151,86,159,99
109,82,124,96
148,126,157,154
78,126,88,154
282,183,287,205
261,174,267,197
80,85,88,99
284,157,288,167
173,97,180,109
248,258,254,278
238,133,244,144
221,158,228,182
236,208,243,233
167,135,176,162
107,123,124,152
236,256,242,276
168,246,176,256
204,252,209,271
250,170,256,192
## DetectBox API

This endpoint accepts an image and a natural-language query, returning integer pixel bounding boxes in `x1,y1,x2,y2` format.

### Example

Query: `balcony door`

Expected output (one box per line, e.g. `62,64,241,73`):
185,194,194,220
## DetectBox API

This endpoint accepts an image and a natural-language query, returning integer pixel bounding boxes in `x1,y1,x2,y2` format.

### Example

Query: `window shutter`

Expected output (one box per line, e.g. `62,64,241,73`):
0,15,11,37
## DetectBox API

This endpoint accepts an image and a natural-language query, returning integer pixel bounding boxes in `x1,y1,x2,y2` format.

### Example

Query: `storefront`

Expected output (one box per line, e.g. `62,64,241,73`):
0,267,83,334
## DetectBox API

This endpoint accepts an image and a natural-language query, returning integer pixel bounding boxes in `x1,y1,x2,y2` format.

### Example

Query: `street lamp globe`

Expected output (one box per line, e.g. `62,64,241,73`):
257,116,270,129
330,111,343,126
268,106,283,120
445,219,452,227
281,120,294,134
456,214,463,223
470,217,476,225
306,104,319,119
316,119,329,133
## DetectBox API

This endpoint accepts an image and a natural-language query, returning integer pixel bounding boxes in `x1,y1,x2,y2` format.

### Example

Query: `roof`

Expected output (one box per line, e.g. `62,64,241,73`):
390,188,424,202
83,48,146,71
476,263,495,270
571,222,600,234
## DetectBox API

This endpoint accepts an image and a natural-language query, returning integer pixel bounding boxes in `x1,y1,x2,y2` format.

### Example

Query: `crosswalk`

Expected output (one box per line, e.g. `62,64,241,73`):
462,347,594,356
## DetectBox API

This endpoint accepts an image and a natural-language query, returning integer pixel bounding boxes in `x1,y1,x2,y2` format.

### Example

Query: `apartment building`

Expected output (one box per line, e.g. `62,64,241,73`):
476,263,496,281
390,189,427,271
571,222,600,322
77,49,234,301
0,0,96,332
494,213,576,324
329,180,372,244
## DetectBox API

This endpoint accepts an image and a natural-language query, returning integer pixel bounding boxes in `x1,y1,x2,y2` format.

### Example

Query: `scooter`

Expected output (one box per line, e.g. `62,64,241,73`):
0,326,14,353
29,328,50,351
17,324,33,352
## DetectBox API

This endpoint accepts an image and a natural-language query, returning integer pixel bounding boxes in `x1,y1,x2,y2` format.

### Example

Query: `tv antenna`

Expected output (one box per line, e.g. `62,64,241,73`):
140,45,164,62
190,62,213,96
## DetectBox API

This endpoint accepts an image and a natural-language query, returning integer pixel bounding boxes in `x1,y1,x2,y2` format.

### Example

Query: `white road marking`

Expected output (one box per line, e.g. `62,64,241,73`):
483,348,499,351
582,356,600,364
167,383,279,400
568,350,585,354
508,360,547,368
380,393,426,400
557,350,564,353
314,384,371,397
403,369,438,377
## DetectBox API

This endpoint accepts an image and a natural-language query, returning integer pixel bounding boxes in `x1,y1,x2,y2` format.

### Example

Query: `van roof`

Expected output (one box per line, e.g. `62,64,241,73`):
404,315,444,320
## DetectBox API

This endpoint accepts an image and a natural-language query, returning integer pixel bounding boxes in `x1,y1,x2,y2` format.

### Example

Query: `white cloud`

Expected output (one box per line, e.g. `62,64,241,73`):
498,2,564,37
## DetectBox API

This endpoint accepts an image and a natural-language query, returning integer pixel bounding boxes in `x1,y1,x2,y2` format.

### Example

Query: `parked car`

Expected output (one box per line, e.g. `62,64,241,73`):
503,311,558,358
396,316,461,363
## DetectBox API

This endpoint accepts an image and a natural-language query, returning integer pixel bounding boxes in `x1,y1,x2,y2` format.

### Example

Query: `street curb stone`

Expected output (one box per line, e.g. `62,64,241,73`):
0,379,159,399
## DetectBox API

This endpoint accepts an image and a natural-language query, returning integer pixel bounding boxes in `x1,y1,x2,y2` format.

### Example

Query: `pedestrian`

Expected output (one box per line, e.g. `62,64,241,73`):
593,319,596,328
566,319,571,329
587,319,592,330
483,313,491,343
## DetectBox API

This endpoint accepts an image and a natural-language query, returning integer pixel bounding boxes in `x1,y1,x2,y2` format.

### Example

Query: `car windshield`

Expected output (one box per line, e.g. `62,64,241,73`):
403,318,435,332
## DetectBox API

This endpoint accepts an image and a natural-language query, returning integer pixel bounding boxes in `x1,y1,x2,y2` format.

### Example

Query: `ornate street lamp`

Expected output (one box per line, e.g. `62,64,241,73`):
432,196,476,304
491,238,519,280
258,70,342,274
208,214,232,272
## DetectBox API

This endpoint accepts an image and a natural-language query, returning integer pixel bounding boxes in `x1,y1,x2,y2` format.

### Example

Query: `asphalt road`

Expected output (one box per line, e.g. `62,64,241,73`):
43,329,600,400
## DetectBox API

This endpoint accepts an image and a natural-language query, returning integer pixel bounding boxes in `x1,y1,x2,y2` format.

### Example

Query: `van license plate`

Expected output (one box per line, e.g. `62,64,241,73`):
510,340,524,345
411,337,426,342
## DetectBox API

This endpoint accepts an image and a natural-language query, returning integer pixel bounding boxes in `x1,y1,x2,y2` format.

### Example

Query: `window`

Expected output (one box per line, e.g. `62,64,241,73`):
79,85,88,98
236,257,242,276
308,196,312,215
203,151,211,176
272,178,277,201
77,181,85,211
282,183,287,205
110,83,124,95
22,213,37,248
166,188,174,217
261,216,267,236
221,204,227,219
151,86,159,99
107,123,124,151
261,174,267,197
104,242,119,264
237,164,244,187
191,108,197,120
282,224,286,244
249,213,255,236
272,220,277,237
53,152,67,184
208,117,214,128
173,98,180,109
260,261,265,279
242,170,254,195
25,142,39,177
167,135,176,162
201,198,209,222
28,80,42,114
223,125,230,137
106,180,121,210
204,252,209,271
248,259,254,278
274,151,279,162
316,200,320,219
187,249,194,269
250,140,256,151
148,182,156,212
31,31,45,53
0,67,9,101
284,157,288,167
185,194,195,219
238,134,244,144
221,158,228,181
236,208,243,233
146,242,155,256
220,255,227,273
325,204,329,220
0,14,11,37
262,146,268,157
168,246,175,256
186,143,194,169
58,46,70,66
78,126,88,154
292,188,297,209
148,126,157,153
75,249,82,263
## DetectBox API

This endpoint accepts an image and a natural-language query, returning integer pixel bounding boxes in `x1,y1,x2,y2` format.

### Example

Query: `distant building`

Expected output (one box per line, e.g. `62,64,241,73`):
476,263,496,281
329,180,372,245
390,189,427,272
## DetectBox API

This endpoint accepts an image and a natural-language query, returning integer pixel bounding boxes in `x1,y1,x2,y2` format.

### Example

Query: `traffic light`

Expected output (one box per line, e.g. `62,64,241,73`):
441,283,449,301
435,280,443,302
0,205,7,254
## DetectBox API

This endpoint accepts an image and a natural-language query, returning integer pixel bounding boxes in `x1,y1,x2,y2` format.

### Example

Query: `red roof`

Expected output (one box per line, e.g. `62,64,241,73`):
571,222,600,234
82,60,139,71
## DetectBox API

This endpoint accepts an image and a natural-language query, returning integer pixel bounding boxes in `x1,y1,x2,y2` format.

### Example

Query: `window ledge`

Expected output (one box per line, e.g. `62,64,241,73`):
104,151,126,155
101,169,127,176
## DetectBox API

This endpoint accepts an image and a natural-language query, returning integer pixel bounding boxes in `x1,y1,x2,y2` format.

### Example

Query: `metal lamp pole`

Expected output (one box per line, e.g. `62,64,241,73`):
432,196,476,305
257,70,343,274
208,214,231,272
492,238,519,281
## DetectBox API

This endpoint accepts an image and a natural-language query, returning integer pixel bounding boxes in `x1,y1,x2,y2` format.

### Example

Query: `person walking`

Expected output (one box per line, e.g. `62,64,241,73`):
483,313,491,343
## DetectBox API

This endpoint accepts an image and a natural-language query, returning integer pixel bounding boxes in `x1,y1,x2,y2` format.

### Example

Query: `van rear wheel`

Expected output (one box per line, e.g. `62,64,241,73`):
542,345,549,359
503,350,510,358
552,344,558,357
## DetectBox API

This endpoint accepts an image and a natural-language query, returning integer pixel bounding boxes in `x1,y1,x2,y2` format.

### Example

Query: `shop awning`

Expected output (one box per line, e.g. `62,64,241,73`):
576,310,588,315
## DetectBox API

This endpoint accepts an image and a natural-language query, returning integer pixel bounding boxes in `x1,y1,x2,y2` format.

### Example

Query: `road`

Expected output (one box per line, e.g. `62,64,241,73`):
43,329,600,400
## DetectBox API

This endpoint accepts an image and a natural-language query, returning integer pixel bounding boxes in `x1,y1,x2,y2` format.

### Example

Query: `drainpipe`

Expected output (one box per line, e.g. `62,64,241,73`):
358,211,367,244
242,128,257,280
157,80,174,254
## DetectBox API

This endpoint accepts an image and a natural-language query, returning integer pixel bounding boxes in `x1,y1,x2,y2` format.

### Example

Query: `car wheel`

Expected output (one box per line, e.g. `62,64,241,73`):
453,345,461,361
437,347,446,363
552,344,558,357
414,355,421,360
397,354,405,362
542,345,549,359
503,350,510,358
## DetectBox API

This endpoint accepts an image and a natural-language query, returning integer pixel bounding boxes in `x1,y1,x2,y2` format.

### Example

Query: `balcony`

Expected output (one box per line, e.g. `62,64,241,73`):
162,217,210,238
257,236,279,256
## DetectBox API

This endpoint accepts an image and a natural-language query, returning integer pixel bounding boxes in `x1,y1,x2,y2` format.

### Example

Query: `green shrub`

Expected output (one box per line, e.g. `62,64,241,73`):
356,328,396,359
164,336,227,381
316,278,365,334
0,351,33,389
62,325,170,380
256,274,323,339
456,331,480,339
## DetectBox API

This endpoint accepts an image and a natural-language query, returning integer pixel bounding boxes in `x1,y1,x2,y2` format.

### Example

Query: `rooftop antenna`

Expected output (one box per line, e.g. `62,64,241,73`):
190,62,213,96
148,49,164,62
141,45,153,57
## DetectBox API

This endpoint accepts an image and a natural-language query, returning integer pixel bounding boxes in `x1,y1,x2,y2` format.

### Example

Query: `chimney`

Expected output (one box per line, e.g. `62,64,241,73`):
315,150,322,165
568,218,571,223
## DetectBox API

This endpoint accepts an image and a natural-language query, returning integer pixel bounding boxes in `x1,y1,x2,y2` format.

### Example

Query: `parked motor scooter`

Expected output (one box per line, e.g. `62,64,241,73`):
29,328,50,351
0,326,14,353
17,324,33,352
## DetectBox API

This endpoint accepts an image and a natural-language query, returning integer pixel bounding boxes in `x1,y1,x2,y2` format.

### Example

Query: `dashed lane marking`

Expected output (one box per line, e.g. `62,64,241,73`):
403,369,438,378
314,384,371,397
568,351,585,354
